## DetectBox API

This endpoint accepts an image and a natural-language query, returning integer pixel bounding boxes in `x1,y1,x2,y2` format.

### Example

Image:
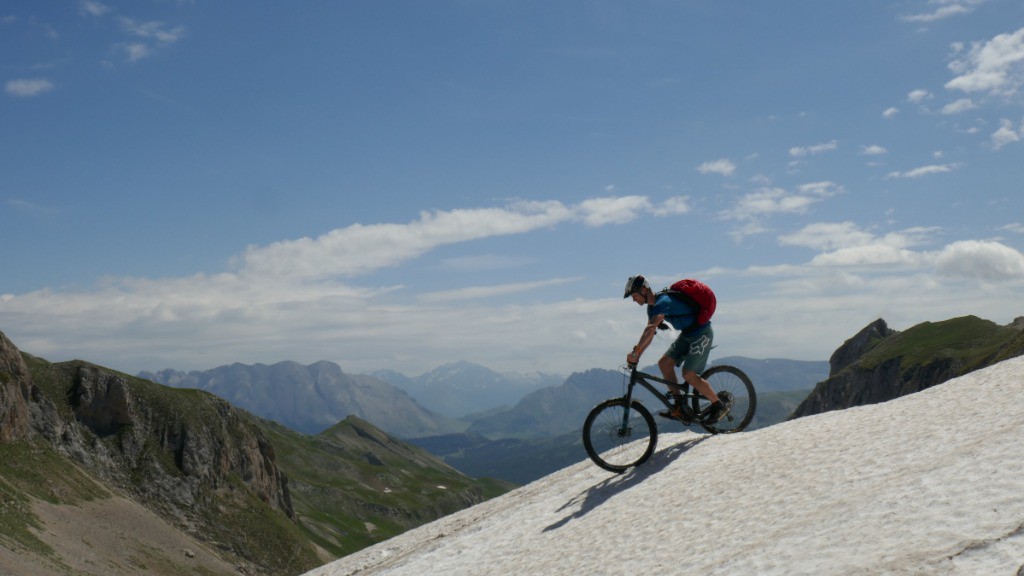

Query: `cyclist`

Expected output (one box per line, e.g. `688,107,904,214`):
623,275,729,424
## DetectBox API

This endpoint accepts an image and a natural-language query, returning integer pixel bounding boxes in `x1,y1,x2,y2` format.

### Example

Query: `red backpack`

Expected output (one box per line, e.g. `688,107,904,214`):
662,279,717,327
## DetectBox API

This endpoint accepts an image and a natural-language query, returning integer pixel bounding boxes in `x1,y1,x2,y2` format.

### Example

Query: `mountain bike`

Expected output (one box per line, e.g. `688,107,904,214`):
582,364,756,473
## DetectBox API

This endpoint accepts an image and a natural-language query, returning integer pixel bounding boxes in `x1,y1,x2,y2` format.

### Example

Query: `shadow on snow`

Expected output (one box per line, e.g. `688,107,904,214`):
544,434,709,532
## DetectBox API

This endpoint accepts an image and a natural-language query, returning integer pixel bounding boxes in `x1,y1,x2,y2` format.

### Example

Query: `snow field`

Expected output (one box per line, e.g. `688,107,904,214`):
305,356,1024,576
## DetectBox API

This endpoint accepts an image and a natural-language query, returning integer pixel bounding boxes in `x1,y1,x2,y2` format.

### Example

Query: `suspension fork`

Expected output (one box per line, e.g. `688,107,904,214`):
620,369,639,431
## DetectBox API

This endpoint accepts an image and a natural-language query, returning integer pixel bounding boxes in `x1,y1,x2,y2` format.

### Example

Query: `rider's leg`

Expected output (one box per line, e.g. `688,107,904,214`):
679,326,719,404
682,369,719,404
657,356,682,400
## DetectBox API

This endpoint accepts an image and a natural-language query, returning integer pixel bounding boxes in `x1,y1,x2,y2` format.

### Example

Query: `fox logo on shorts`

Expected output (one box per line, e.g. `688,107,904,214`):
689,334,711,356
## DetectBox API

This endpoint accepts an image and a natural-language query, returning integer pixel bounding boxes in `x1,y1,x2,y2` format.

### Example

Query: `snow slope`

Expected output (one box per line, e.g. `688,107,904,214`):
304,357,1024,576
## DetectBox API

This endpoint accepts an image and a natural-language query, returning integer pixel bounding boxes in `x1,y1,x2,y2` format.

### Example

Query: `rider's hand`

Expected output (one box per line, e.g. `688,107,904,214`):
626,350,639,367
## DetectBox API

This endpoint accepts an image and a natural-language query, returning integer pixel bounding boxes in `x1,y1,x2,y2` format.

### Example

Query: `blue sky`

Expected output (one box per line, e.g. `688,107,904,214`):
2,1,1023,377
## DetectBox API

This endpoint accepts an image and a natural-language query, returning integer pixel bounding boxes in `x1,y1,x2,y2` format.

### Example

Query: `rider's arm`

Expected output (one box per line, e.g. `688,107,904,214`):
627,313,665,366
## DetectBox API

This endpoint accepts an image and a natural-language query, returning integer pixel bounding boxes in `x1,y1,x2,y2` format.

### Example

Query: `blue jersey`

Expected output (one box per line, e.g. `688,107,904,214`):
647,293,707,333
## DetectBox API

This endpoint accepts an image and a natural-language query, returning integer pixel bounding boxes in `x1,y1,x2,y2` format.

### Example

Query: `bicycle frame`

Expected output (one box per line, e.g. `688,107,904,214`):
621,366,700,426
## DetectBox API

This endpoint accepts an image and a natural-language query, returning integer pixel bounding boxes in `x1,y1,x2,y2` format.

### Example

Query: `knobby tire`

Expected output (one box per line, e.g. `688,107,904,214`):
582,398,657,473
693,364,757,434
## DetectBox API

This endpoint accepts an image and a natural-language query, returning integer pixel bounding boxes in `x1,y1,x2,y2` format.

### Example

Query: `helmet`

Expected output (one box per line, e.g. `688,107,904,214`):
623,275,649,298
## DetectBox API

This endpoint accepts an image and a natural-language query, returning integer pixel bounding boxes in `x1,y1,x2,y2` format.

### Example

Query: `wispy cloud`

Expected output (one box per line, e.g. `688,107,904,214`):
907,89,933,104
0,195,693,374
120,18,186,45
886,164,957,178
991,118,1022,149
861,145,888,155
79,0,111,17
417,277,583,303
5,78,54,97
899,0,985,23
697,158,737,177
940,98,978,114
789,140,838,157
721,182,843,228
239,196,688,280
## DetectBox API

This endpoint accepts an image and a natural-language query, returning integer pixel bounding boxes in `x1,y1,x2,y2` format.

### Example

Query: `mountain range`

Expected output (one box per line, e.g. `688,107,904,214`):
371,361,565,418
0,330,509,576
4,314,1022,574
141,362,464,437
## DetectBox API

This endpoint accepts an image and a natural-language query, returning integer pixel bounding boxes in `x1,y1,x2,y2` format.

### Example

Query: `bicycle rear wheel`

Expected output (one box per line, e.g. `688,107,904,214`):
692,365,757,434
582,398,657,473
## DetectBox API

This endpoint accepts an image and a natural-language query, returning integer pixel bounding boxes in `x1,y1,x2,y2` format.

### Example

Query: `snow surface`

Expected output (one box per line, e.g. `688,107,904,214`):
304,357,1024,576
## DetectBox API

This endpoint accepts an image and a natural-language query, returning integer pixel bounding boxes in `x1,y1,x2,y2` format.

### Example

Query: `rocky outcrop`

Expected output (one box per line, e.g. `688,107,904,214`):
827,318,896,377
791,316,1023,420
52,362,295,520
0,330,31,442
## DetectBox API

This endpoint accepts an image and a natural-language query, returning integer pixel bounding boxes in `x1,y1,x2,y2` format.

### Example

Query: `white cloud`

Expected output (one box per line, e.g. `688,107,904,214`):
577,196,653,226
120,18,186,44
789,140,838,157
79,0,111,16
780,222,939,269
0,195,694,374
240,201,576,280
651,196,691,217
122,43,151,62
907,89,933,103
934,240,1024,280
5,78,54,97
882,107,900,118
811,244,925,267
990,118,1022,149
239,196,689,280
722,182,841,223
1001,223,1024,234
861,145,888,155
772,222,1024,285
885,164,956,178
697,158,737,177
115,17,185,62
778,222,877,252
417,277,583,303
899,2,976,23
946,27,1024,96
939,98,978,114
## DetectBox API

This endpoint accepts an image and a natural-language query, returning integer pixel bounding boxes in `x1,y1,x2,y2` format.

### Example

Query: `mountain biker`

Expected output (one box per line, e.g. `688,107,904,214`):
623,275,729,424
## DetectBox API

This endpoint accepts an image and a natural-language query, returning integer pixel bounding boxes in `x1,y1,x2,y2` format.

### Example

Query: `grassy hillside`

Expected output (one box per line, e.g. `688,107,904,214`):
791,316,1024,419
2,350,511,575
264,416,513,558
858,316,1020,371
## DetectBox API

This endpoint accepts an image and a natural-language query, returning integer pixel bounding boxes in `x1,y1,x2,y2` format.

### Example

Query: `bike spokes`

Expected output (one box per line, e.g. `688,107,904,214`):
697,365,757,434
582,399,657,473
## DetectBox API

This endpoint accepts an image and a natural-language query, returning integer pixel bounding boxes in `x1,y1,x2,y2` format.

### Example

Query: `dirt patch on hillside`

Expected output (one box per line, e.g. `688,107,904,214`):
0,494,240,576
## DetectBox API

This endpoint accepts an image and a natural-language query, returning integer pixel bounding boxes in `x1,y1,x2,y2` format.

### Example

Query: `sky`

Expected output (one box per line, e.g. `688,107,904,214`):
304,357,1024,575
2,1,1023,377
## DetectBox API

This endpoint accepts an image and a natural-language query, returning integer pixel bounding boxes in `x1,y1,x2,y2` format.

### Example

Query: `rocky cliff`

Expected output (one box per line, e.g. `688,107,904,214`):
790,316,1024,419
0,331,31,442
1,330,315,574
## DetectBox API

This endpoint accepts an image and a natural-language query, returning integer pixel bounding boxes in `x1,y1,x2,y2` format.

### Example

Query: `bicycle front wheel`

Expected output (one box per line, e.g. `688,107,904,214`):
692,364,757,434
582,398,657,473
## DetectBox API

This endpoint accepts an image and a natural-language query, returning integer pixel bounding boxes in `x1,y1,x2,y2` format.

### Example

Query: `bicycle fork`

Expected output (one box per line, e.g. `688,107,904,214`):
619,378,637,437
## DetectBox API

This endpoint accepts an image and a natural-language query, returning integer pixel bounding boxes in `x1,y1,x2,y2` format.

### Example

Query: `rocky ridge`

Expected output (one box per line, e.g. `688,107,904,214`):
790,316,1024,419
